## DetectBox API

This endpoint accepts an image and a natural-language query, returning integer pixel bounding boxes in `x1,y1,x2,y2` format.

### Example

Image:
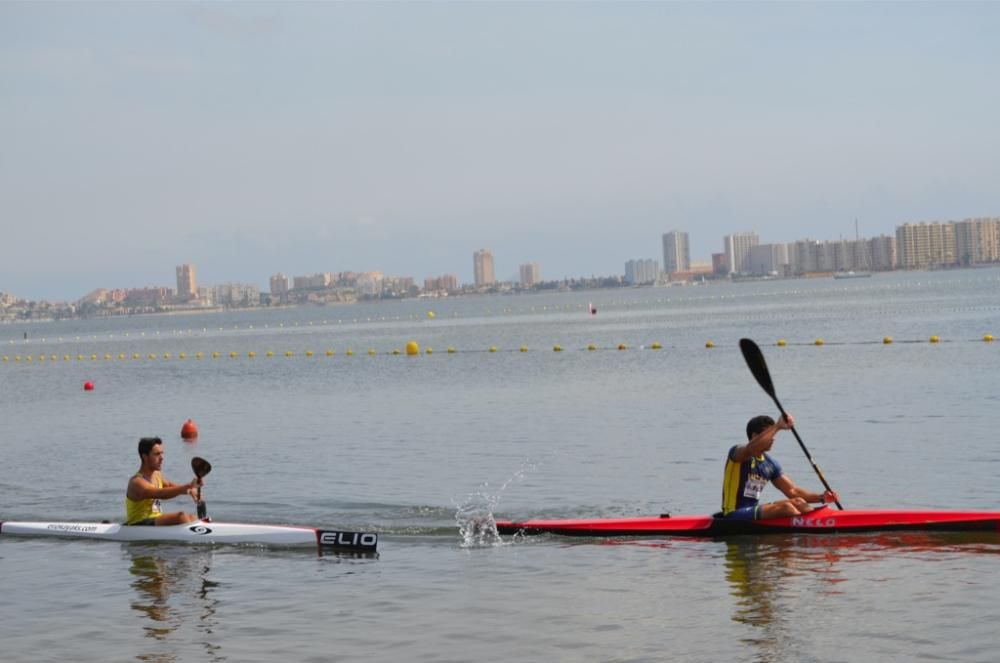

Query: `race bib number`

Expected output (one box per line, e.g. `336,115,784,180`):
743,474,767,499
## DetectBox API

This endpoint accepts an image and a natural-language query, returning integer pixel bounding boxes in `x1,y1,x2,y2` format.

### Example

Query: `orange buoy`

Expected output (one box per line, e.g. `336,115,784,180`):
83,381,94,391
180,419,199,439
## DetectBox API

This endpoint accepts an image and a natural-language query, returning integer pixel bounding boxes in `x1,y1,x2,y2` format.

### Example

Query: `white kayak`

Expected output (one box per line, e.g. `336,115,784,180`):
0,520,378,553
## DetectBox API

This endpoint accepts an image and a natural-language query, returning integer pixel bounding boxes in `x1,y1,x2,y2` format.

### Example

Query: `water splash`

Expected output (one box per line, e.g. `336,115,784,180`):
454,458,539,548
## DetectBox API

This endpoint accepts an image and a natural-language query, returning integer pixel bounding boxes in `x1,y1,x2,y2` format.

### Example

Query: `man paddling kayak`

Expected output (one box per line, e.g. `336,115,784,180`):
125,437,202,525
722,414,839,520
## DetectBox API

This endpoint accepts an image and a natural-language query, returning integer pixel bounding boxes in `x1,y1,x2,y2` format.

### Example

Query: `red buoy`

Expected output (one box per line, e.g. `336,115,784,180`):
181,419,199,439
83,381,94,391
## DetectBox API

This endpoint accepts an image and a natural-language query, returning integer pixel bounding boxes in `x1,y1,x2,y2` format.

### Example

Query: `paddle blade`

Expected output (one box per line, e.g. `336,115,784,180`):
739,338,777,400
191,457,212,478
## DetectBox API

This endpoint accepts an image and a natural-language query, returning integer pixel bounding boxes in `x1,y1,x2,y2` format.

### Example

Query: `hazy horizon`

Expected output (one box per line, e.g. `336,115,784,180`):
3,2,999,301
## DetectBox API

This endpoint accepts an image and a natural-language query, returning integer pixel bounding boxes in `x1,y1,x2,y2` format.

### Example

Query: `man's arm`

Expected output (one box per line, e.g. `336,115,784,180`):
127,474,198,502
729,414,793,463
773,474,838,504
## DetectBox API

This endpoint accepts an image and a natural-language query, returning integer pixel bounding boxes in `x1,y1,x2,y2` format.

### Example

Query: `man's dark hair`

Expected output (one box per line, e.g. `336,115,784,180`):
746,415,775,440
138,437,163,458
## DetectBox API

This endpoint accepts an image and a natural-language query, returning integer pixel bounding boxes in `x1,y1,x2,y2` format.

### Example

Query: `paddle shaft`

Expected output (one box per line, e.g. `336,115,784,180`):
767,393,843,510
739,338,843,510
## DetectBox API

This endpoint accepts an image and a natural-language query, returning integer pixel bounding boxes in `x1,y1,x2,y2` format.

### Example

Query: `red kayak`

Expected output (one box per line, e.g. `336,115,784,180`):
495,505,1000,537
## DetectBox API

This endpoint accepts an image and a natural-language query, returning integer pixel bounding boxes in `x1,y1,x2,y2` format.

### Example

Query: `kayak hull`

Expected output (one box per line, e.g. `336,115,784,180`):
0,520,378,552
495,507,1000,537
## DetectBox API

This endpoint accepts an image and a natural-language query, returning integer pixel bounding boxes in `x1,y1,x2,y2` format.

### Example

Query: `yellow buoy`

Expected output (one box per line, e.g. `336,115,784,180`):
519,346,528,353
553,345,563,352
325,350,334,357
587,344,596,351
346,349,354,356
406,341,419,355
427,311,435,318
425,348,433,355
133,353,140,360
212,352,220,359
883,336,893,344
163,353,171,360
489,346,497,353
929,336,940,343
92,354,99,361
447,347,455,354
776,339,787,347
705,341,715,348
650,342,662,350
306,350,314,357
179,352,186,359
985,334,995,343
248,351,256,358
814,338,824,346
230,351,238,358
285,351,293,357
368,349,376,356
392,349,401,355
266,351,274,357
195,352,203,359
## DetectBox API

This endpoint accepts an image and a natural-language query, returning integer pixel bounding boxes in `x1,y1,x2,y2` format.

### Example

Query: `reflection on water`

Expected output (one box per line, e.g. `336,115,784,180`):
127,546,223,663
722,532,1000,661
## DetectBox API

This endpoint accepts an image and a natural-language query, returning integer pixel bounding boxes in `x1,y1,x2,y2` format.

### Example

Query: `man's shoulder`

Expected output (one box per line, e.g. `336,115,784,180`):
129,471,159,484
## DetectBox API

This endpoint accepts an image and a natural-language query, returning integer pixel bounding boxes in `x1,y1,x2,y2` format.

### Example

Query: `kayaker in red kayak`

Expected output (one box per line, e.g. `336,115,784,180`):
721,413,839,520
125,437,202,526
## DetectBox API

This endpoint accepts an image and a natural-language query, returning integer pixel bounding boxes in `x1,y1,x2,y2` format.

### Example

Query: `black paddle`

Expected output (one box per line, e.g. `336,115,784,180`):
738,338,843,510
191,457,212,520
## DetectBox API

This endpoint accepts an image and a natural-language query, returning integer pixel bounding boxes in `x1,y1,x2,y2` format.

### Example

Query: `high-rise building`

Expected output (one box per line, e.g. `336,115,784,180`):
175,264,197,302
624,259,660,285
519,262,540,287
270,273,290,295
747,244,788,276
870,235,897,271
424,274,459,292
955,218,1000,265
662,231,690,276
269,273,290,304
473,249,495,287
896,222,956,269
723,232,759,275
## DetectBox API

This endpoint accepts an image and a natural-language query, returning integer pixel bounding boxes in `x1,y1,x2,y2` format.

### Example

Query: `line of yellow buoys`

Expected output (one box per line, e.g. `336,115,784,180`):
1,335,994,365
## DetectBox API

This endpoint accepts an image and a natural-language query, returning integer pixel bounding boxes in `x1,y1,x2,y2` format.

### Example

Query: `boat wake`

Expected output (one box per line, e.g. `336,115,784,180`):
454,458,540,548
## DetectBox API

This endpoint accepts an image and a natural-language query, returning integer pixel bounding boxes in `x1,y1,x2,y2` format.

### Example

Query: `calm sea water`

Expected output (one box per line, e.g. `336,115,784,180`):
2,268,999,662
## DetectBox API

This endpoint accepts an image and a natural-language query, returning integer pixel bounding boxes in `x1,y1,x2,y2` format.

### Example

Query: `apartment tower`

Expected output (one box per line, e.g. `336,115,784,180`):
662,231,691,276
175,264,197,302
723,232,759,275
473,249,495,287
519,262,540,287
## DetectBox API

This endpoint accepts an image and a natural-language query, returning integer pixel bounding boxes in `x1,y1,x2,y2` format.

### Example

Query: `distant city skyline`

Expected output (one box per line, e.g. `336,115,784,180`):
2,215,999,303
3,3,1000,300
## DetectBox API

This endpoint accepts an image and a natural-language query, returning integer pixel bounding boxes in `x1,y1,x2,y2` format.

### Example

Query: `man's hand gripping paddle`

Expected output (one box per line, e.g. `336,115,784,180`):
739,338,843,510
191,457,212,520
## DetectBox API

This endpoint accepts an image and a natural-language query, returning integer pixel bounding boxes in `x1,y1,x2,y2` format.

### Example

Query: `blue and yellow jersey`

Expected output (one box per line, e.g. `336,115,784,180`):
125,472,163,525
721,446,783,515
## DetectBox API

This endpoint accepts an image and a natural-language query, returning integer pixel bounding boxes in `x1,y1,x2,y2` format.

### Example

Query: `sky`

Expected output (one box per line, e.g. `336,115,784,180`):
2,1,999,301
